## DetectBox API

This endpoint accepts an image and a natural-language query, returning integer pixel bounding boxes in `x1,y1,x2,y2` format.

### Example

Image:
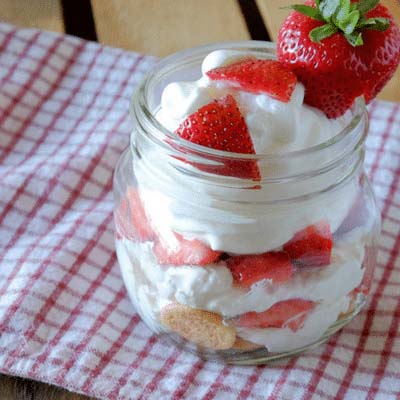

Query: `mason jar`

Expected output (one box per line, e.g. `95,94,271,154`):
113,41,380,364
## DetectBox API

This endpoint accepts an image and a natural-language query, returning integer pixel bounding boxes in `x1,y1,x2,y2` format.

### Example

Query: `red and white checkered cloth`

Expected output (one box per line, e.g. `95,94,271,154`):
0,23,399,400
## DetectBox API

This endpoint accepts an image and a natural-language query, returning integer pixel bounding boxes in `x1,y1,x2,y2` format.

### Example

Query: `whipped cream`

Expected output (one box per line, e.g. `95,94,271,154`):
136,167,358,254
156,50,352,154
115,226,368,352
132,50,360,254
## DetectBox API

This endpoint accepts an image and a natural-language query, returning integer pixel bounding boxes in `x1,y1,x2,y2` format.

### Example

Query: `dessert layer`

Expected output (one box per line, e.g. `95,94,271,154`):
156,50,352,154
134,50,361,254
115,226,369,352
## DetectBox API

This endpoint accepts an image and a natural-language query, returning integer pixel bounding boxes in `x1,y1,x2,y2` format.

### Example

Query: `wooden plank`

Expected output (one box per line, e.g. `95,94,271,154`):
256,0,291,41
91,0,250,57
0,0,64,33
0,375,14,399
382,0,400,22
0,374,92,400
257,0,400,102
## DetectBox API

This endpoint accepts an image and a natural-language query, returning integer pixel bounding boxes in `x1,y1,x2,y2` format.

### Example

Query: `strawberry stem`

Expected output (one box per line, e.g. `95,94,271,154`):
288,0,390,46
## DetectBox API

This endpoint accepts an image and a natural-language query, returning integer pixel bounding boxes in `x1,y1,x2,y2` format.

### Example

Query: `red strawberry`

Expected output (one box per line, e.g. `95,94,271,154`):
237,299,315,331
353,3,400,103
277,1,400,118
175,94,260,180
206,58,298,102
226,251,294,287
154,233,222,266
114,187,155,242
283,221,333,267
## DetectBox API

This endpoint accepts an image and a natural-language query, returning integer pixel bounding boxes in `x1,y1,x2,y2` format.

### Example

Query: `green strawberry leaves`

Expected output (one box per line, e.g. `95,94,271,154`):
335,0,351,22
345,31,364,46
320,0,341,19
286,5,324,21
337,10,360,34
288,0,390,46
310,24,339,42
356,0,379,14
359,17,390,31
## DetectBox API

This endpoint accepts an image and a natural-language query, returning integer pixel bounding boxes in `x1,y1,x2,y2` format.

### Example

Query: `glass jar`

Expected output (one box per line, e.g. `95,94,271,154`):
113,41,380,364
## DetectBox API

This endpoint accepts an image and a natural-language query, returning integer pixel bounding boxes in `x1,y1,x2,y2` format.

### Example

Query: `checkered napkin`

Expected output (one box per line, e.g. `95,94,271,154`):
0,22,399,400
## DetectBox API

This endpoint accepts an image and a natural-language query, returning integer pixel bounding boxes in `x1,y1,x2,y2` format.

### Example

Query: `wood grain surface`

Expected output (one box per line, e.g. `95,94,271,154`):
0,1,399,399
0,0,64,33
92,0,250,56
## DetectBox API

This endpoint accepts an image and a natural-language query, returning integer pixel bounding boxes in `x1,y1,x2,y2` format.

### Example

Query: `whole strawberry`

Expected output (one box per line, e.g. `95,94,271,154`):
277,0,400,118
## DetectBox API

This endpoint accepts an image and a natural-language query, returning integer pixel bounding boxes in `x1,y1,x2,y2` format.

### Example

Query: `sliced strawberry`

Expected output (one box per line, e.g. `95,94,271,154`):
206,58,297,102
175,94,260,180
237,299,315,331
114,187,155,242
283,221,333,267
226,251,294,287
154,233,222,266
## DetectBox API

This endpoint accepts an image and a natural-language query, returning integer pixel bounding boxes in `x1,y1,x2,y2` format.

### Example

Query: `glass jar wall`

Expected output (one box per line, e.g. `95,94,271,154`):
113,42,380,364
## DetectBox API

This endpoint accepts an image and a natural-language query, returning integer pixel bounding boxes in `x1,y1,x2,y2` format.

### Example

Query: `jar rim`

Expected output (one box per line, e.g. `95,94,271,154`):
131,40,367,164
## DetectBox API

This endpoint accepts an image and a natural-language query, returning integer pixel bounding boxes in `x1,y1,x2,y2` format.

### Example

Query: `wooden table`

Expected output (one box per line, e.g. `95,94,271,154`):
1,1,399,399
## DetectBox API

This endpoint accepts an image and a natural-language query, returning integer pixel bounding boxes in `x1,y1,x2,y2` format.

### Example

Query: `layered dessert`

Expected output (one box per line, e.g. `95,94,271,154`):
114,1,399,357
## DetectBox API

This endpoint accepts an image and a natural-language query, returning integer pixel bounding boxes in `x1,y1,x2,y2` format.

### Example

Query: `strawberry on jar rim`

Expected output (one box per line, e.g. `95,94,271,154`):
206,58,298,102
277,0,400,118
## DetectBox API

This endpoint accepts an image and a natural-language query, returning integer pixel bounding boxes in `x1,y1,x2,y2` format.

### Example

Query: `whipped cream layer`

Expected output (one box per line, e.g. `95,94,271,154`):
132,50,359,254
156,50,352,154
135,156,359,254
115,227,368,352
